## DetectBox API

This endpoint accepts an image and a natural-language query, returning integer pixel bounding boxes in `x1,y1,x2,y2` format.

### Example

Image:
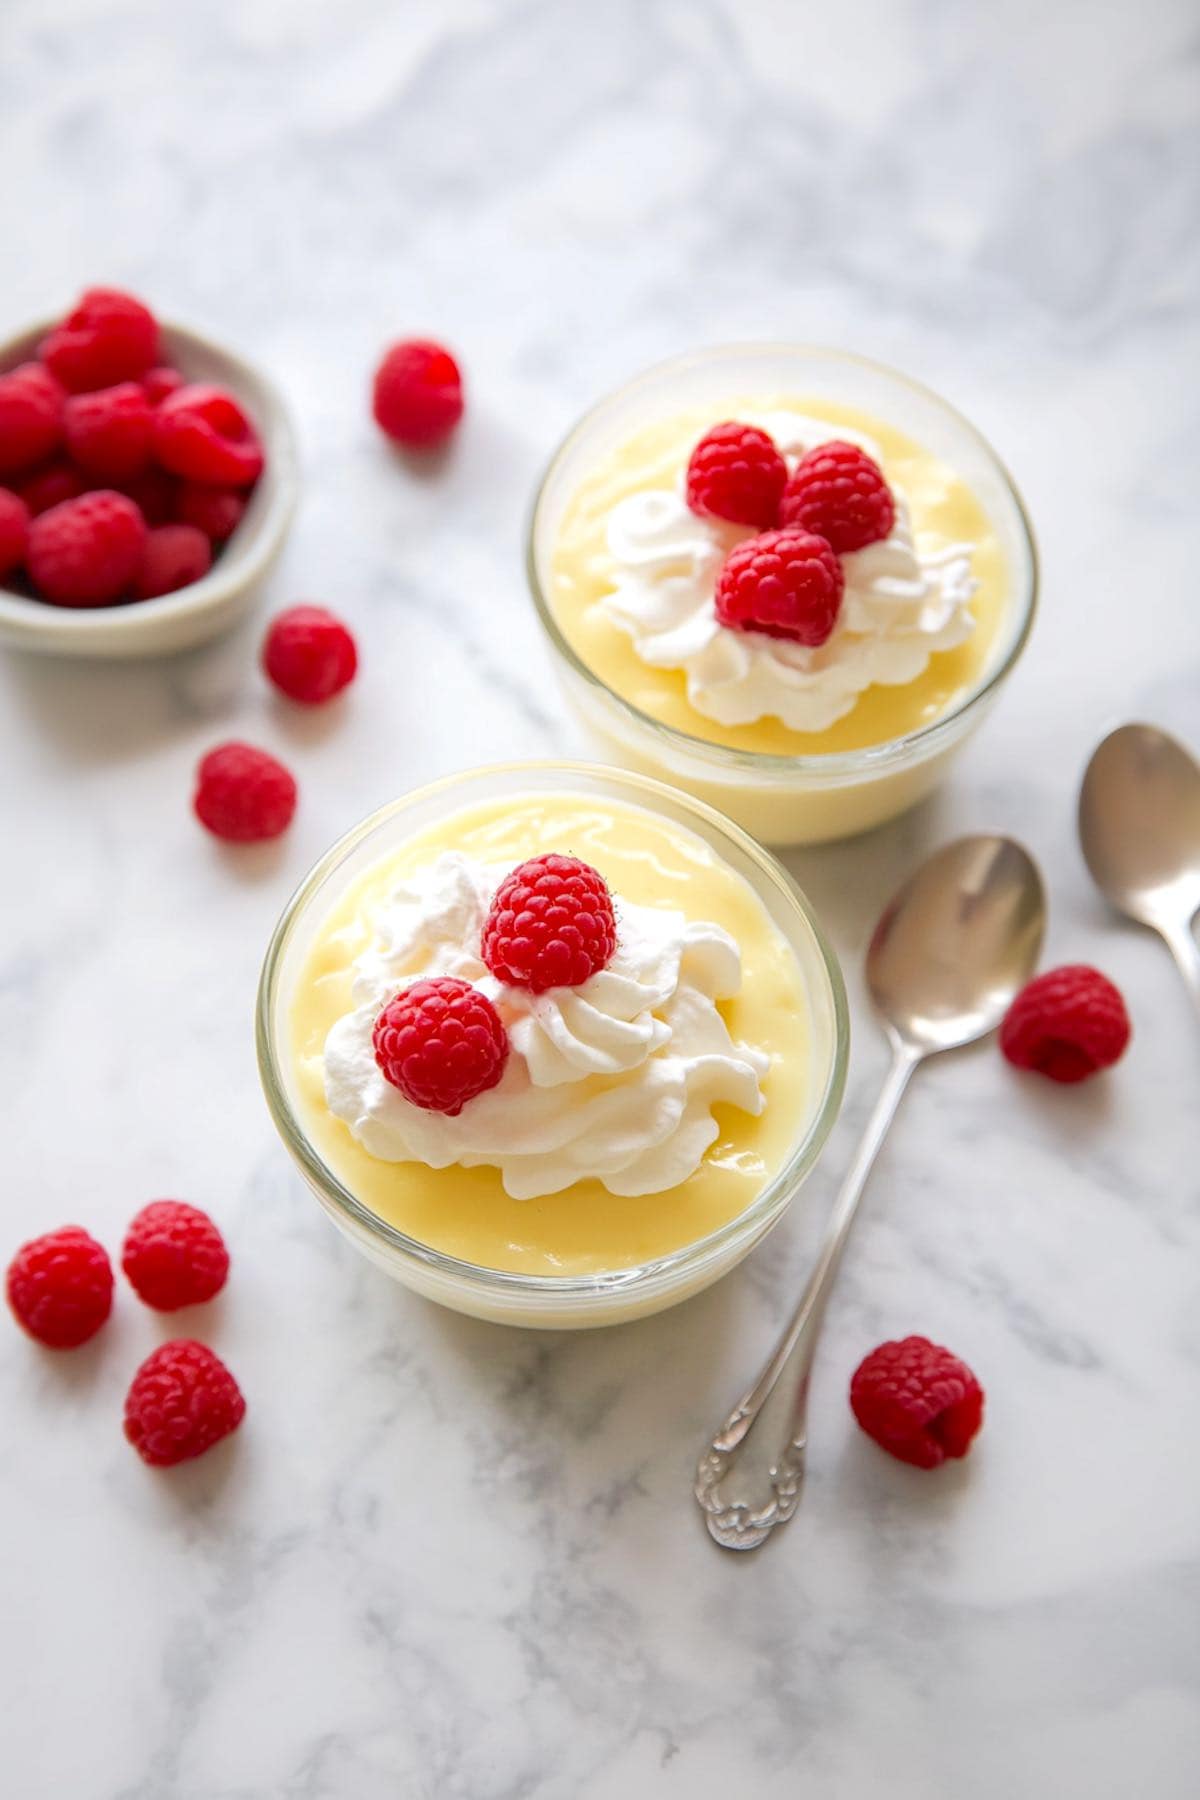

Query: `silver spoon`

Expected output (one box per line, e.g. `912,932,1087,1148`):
1079,723,1200,1018
695,835,1046,1551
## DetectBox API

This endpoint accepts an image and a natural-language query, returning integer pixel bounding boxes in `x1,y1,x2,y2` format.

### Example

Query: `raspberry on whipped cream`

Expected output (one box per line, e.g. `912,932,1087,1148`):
322,852,768,1200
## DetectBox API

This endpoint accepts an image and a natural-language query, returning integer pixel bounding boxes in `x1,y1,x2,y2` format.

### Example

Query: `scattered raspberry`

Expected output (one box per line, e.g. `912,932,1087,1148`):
132,523,212,599
6,1226,114,1349
26,490,146,607
482,854,617,993
1000,965,1131,1084
142,365,185,406
117,465,179,527
154,384,264,486
39,287,159,393
262,605,358,705
123,1339,245,1467
16,458,86,516
373,977,509,1115
685,421,787,529
193,741,297,842
0,486,29,579
63,381,153,482
372,339,464,448
714,526,844,646
779,440,896,552
175,480,246,543
0,364,63,478
850,1336,984,1469
121,1201,229,1311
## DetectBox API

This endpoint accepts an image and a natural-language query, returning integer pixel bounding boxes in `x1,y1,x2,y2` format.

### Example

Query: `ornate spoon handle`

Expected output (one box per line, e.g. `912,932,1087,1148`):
695,1042,920,1550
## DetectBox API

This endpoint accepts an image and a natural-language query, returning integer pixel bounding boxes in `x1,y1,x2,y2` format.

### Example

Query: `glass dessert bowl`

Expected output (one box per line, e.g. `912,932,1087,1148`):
527,345,1037,846
257,762,847,1328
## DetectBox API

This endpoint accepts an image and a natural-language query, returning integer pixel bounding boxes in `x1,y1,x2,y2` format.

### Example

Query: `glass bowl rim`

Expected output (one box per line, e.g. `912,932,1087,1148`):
256,759,850,1299
524,342,1039,781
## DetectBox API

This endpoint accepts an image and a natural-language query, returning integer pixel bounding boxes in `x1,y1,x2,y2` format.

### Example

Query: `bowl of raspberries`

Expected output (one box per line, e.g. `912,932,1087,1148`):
0,287,298,657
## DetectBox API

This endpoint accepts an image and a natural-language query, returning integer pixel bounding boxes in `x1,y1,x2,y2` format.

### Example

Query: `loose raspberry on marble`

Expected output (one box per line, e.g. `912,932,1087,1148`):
63,381,154,482
193,741,297,842
141,365,185,406
0,487,30,579
39,287,159,393
714,526,844,646
175,480,246,543
779,440,896,553
16,458,86,516
6,1226,114,1349
373,976,509,1115
132,523,212,599
124,1339,245,1467
154,384,264,486
262,605,358,705
0,364,63,478
372,338,464,449
26,490,146,607
685,421,787,529
999,965,1131,1084
850,1336,984,1469
482,854,617,993
121,1201,229,1311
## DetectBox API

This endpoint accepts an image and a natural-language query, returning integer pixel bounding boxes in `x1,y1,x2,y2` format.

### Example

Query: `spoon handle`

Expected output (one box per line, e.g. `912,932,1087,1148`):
1160,918,1200,1020
695,1042,920,1551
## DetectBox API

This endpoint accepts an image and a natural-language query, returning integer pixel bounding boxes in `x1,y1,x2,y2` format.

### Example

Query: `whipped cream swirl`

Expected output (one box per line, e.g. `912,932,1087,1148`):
323,853,768,1201
601,411,977,733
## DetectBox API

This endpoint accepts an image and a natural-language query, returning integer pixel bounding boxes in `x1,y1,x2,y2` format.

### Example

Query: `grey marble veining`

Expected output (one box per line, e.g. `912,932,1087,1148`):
1,2,1199,1796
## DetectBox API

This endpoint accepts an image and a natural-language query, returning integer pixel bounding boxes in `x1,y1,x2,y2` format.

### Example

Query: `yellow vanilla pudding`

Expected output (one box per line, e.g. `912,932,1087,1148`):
259,764,847,1327
528,348,1037,845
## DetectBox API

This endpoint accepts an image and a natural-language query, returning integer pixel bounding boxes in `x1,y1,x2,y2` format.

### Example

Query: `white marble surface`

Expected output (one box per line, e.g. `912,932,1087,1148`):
2,2,1199,1795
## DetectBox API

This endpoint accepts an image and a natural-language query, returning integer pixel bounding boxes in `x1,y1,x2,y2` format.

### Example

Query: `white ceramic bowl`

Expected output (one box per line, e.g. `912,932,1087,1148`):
0,316,299,658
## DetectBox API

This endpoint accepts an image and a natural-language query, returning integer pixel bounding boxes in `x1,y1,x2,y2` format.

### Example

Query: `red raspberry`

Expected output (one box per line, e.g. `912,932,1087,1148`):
26,490,146,607
63,381,154,482
39,287,159,393
685,421,787,529
714,526,844,646
482,854,617,993
123,1339,245,1467
0,486,29,579
373,976,509,1114
154,384,264,486
142,365,185,406
1000,965,1131,1084
850,1336,984,1469
262,605,358,704
372,338,464,448
16,458,87,516
780,439,896,553
121,1201,229,1311
175,479,246,542
0,364,63,478
193,741,297,842
117,465,179,527
6,1226,114,1349
132,523,212,599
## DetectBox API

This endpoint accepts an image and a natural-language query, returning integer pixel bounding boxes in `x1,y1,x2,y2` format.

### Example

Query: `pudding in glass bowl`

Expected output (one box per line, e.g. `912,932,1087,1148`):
257,763,847,1328
527,346,1037,845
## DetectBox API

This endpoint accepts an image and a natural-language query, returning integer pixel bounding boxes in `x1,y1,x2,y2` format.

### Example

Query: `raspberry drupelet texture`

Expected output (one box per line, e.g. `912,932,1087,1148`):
141,366,185,406
482,855,618,993
39,288,160,394
63,381,153,482
262,605,358,704
850,1336,984,1469
1000,965,1131,1083
154,384,264,486
714,526,845,646
0,364,63,478
124,1339,245,1467
121,1201,229,1311
779,439,896,552
372,339,464,448
373,976,509,1115
26,490,147,607
17,458,86,517
133,523,212,599
6,1226,114,1348
193,741,297,842
0,486,30,578
175,480,246,543
685,421,788,529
